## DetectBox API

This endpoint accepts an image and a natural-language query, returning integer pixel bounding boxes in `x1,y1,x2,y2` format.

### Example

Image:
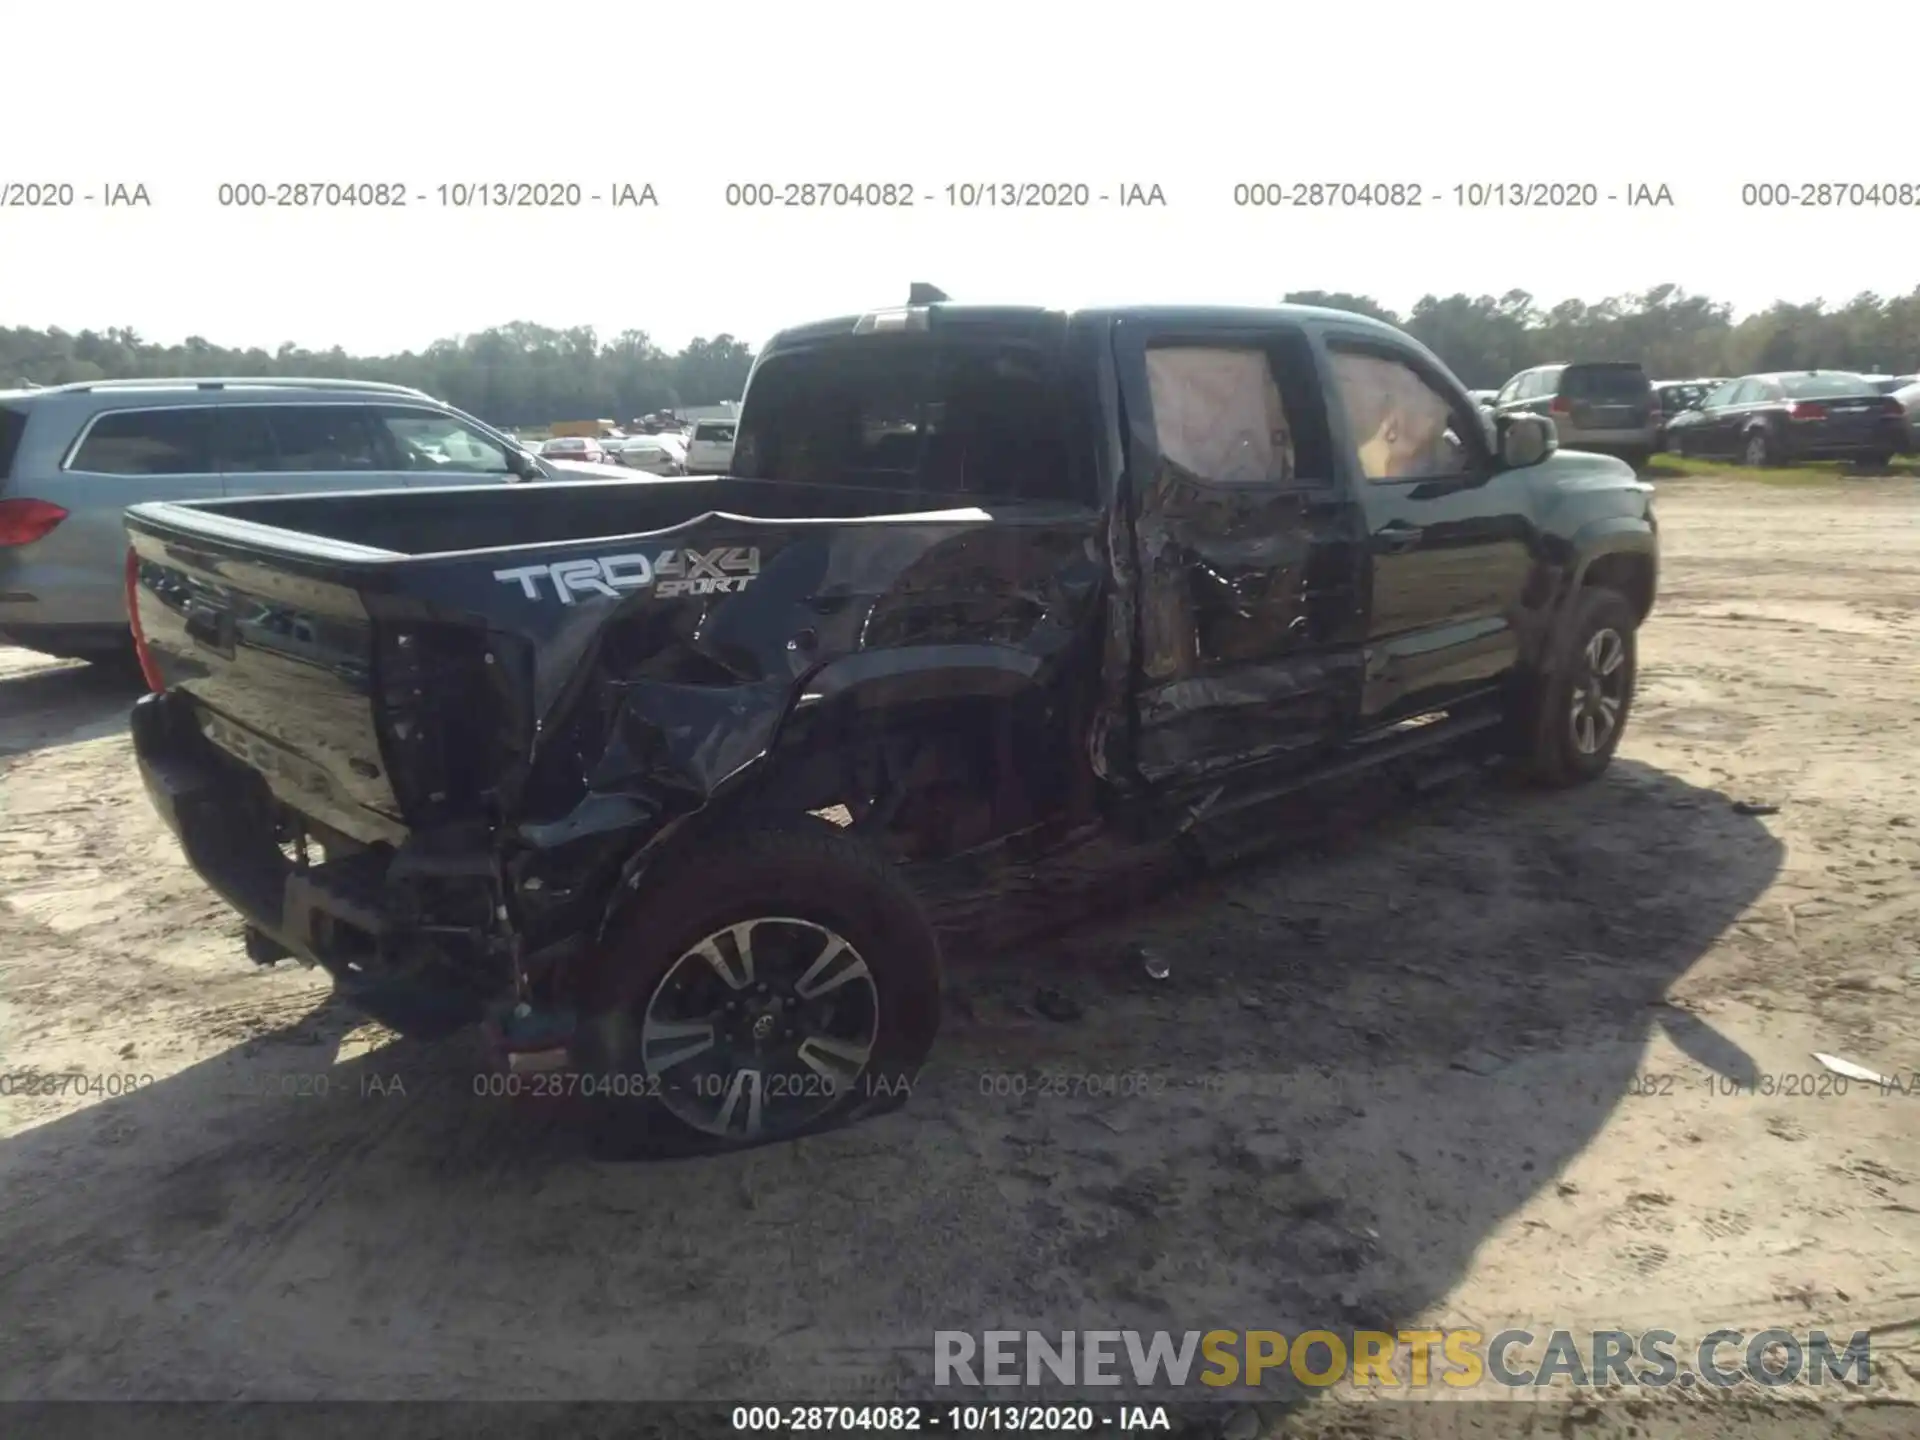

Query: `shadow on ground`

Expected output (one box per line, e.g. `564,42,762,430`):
0,749,1783,1406
0,657,143,759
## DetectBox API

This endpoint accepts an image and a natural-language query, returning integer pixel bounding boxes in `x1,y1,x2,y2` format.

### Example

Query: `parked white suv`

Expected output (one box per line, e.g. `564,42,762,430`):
685,418,736,475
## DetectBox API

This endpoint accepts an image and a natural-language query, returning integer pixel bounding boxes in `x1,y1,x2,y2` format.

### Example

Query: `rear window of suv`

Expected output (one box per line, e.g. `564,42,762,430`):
1561,364,1651,401
0,406,25,481
693,421,735,442
69,407,215,475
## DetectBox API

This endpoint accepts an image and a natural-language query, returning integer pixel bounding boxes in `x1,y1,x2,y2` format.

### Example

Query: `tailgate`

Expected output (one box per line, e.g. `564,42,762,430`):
126,520,408,844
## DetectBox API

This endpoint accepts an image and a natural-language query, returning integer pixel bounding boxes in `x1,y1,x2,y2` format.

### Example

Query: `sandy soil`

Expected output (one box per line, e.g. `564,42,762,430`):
1,477,1916,1433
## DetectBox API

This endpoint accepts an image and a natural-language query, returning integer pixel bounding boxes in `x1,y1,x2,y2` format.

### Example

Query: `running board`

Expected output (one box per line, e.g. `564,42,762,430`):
1171,709,1504,868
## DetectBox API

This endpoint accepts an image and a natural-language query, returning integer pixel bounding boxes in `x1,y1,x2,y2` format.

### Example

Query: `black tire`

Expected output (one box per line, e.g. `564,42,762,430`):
575,819,942,1155
1511,586,1639,787
1740,427,1777,468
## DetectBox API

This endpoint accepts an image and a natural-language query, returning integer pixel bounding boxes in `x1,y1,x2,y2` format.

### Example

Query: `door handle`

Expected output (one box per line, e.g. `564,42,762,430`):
1375,521,1424,553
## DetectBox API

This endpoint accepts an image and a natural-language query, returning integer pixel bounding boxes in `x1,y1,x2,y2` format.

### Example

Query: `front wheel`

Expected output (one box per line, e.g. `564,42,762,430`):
1510,586,1639,787
575,821,943,1154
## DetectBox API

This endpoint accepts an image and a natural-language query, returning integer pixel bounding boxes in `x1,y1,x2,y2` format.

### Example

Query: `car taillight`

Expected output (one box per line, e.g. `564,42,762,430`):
1549,396,1570,414
1786,401,1828,420
125,547,165,691
0,497,68,546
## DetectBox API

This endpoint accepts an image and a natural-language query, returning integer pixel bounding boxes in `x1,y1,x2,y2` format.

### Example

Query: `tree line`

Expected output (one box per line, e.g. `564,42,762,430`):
5,284,1918,425
0,324,755,428
1283,285,1920,387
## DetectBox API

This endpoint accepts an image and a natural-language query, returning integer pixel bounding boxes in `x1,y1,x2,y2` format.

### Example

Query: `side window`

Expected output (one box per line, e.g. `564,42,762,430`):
1496,375,1524,404
259,406,382,471
371,406,512,473
1142,346,1295,485
1326,347,1479,482
1725,380,1758,405
216,407,281,472
1700,381,1737,408
68,409,214,475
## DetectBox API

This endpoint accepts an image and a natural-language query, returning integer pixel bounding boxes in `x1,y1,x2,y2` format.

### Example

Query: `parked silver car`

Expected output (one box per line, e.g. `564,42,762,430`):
1491,361,1658,464
0,376,627,662
608,432,689,475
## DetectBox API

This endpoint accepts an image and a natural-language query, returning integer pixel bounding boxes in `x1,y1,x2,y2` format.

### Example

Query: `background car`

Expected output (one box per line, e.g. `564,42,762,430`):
609,433,688,475
0,376,567,662
1491,361,1658,464
1651,378,1720,451
685,417,737,475
539,435,610,465
1469,389,1499,407
1891,377,1920,454
1663,370,1908,468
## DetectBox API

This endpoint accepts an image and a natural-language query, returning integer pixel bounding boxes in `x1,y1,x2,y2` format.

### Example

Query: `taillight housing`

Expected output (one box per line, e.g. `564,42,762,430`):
1786,401,1828,421
125,548,165,692
0,497,68,546
1549,396,1570,415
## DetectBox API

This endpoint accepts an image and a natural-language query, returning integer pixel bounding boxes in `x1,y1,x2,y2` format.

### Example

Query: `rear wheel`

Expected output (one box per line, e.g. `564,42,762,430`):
1741,428,1777,468
1511,586,1639,787
575,820,943,1154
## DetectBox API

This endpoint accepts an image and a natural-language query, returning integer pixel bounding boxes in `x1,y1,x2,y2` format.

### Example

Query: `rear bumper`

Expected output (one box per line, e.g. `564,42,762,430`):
1782,420,1906,458
131,690,489,1037
1556,424,1656,452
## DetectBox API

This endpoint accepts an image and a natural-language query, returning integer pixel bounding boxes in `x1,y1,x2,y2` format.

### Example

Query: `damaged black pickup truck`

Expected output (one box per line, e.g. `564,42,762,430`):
124,298,1657,1148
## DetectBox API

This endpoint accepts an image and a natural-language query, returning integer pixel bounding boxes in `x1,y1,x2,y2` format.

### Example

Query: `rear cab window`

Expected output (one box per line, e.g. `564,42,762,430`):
733,330,1085,502
68,407,215,474
693,421,736,442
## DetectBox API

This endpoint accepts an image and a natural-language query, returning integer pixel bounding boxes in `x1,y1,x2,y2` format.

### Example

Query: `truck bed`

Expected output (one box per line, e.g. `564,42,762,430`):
123,476,1083,859
134,475,992,558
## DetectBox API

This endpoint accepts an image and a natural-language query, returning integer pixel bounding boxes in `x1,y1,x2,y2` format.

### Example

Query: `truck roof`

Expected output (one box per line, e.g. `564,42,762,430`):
760,301,1413,355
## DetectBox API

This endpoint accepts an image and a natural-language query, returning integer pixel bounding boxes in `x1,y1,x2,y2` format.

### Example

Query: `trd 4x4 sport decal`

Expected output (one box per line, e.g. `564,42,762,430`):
493,546,762,604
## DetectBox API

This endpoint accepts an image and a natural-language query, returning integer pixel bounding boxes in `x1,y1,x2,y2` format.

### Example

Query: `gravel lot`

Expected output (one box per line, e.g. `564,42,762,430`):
1,476,1916,1434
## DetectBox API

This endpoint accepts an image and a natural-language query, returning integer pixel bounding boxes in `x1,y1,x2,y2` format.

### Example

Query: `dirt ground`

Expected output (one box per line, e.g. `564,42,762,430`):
1,477,1916,1433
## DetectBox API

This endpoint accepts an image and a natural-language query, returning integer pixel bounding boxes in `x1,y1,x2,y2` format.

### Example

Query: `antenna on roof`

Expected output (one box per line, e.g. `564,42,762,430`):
908,283,949,304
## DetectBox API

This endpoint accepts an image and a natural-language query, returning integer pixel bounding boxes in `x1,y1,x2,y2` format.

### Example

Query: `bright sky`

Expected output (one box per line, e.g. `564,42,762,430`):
6,1,1915,355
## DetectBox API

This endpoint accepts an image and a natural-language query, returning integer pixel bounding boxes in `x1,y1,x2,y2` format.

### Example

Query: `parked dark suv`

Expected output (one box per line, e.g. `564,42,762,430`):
1491,362,1658,465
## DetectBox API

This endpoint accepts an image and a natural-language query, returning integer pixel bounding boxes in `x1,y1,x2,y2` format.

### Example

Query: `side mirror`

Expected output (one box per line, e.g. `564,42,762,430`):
1499,413,1557,469
506,448,543,481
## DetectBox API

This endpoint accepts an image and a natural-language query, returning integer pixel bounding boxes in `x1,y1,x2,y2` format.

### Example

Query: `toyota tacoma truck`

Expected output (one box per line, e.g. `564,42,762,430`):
122,296,1657,1149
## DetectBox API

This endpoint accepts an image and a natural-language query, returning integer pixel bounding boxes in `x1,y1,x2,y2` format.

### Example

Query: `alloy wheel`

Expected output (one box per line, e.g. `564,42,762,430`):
1568,627,1628,756
639,916,879,1140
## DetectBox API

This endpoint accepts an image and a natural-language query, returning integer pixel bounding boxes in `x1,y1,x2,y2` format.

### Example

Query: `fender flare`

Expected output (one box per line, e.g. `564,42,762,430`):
1566,519,1656,595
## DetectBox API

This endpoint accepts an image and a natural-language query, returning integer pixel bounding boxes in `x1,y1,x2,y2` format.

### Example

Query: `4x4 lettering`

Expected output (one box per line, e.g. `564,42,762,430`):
493,546,761,603
684,548,731,580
